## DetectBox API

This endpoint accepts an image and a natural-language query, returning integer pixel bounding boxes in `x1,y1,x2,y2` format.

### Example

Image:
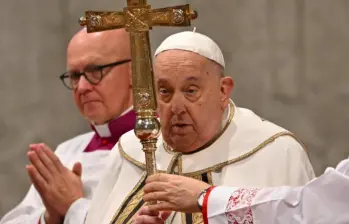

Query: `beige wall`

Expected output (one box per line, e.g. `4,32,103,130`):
1,0,349,217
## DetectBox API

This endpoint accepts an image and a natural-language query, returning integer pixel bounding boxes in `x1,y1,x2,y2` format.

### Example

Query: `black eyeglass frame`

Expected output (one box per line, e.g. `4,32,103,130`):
59,59,131,90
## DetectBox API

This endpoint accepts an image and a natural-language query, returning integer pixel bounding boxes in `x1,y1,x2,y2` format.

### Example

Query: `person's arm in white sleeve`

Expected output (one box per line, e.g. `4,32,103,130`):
62,198,90,224
204,158,349,224
0,185,45,224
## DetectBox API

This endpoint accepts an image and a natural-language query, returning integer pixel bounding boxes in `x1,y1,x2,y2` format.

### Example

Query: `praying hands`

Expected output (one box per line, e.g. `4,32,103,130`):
26,143,84,224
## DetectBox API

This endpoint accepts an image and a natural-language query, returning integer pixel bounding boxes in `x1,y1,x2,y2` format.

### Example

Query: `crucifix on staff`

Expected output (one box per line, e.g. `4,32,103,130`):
78,2,199,223
79,1,198,182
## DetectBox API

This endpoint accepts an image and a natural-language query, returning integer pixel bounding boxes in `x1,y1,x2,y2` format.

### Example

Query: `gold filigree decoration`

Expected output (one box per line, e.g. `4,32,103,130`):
124,7,149,31
119,129,307,177
172,9,185,24
192,213,204,224
115,189,144,223
89,14,102,27
150,12,170,23
109,172,147,224
137,91,151,107
102,13,125,26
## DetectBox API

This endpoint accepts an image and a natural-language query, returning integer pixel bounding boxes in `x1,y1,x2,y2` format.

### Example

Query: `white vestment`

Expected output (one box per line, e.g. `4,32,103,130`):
206,157,349,224
0,108,135,224
81,100,315,224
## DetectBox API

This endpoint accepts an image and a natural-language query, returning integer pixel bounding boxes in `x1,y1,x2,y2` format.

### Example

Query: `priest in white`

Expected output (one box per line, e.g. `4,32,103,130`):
73,30,315,224
0,28,135,224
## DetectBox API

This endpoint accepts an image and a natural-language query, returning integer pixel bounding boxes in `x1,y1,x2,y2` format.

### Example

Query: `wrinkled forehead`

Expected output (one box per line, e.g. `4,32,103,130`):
154,50,209,81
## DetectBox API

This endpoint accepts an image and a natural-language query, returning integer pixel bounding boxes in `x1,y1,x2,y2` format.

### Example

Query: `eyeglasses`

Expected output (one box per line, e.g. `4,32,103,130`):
59,59,131,90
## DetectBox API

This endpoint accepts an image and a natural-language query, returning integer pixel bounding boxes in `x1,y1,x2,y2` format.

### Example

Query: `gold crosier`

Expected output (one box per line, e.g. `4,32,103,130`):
78,0,198,204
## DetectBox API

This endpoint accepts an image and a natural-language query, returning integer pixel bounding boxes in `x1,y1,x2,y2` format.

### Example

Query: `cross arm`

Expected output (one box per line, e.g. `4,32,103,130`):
149,4,197,27
79,11,125,33
79,4,197,33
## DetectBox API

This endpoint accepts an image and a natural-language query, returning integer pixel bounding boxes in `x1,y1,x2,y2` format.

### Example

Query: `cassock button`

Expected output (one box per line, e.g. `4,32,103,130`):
102,139,108,145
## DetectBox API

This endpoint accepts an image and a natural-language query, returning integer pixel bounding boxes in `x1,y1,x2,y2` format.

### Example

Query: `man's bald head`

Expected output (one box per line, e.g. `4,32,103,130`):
67,28,130,68
65,28,133,124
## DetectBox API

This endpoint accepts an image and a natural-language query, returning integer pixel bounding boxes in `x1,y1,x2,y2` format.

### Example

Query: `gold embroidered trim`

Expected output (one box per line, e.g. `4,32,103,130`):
163,100,235,155
109,172,147,224
119,131,304,177
207,172,213,185
166,152,181,174
183,131,302,177
118,100,307,176
192,213,203,224
116,189,144,224
181,212,186,224
118,140,146,170
119,132,304,177
178,154,183,175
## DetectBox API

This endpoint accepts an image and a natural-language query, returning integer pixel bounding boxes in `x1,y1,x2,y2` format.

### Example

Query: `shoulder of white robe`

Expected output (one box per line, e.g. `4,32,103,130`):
335,158,349,174
55,131,94,154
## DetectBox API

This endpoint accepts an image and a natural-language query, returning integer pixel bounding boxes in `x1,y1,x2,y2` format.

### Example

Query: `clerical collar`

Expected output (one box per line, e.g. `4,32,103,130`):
84,107,136,153
91,107,135,138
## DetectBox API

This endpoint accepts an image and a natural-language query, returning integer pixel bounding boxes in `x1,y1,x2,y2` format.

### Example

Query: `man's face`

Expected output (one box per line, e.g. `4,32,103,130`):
66,30,132,124
154,50,233,152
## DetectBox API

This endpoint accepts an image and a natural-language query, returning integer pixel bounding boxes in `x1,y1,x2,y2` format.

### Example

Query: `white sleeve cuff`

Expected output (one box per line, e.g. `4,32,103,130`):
207,186,238,218
63,198,90,224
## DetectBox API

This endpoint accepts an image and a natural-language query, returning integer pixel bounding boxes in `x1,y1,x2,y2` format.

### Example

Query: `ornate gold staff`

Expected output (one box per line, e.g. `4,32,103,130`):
78,0,197,183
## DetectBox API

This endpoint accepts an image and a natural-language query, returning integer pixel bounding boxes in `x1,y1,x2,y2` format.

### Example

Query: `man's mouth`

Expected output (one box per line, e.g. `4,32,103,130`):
82,100,100,105
173,124,188,127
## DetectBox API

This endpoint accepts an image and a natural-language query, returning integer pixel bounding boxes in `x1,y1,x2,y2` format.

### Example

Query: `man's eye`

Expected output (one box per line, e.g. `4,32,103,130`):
159,88,169,95
186,88,198,94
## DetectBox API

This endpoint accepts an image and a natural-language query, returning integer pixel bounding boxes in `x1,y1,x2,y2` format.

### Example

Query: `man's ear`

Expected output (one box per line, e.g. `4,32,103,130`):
220,76,234,108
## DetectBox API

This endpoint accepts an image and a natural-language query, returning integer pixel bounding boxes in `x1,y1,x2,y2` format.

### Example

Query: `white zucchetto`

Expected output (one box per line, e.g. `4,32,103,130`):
154,29,225,68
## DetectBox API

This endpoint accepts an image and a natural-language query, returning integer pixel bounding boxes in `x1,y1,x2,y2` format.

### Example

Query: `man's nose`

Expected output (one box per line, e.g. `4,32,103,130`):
170,93,186,115
76,76,93,92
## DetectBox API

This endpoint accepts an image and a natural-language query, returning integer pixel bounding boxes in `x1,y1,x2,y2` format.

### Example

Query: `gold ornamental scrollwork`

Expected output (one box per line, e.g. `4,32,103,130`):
124,6,150,31
136,89,151,108
172,9,185,24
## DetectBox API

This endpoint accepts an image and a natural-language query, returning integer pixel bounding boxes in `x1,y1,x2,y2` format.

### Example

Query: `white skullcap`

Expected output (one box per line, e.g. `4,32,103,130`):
154,29,225,68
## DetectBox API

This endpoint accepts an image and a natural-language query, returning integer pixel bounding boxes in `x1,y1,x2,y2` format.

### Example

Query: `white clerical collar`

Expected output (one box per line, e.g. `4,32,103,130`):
92,106,134,137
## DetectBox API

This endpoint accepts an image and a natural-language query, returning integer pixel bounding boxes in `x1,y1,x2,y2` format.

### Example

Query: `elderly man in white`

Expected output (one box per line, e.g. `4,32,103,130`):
63,30,315,224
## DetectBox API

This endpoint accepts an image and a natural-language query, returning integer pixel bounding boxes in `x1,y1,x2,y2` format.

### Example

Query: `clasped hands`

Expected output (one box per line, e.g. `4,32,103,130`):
26,143,84,224
26,143,210,224
132,174,210,224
